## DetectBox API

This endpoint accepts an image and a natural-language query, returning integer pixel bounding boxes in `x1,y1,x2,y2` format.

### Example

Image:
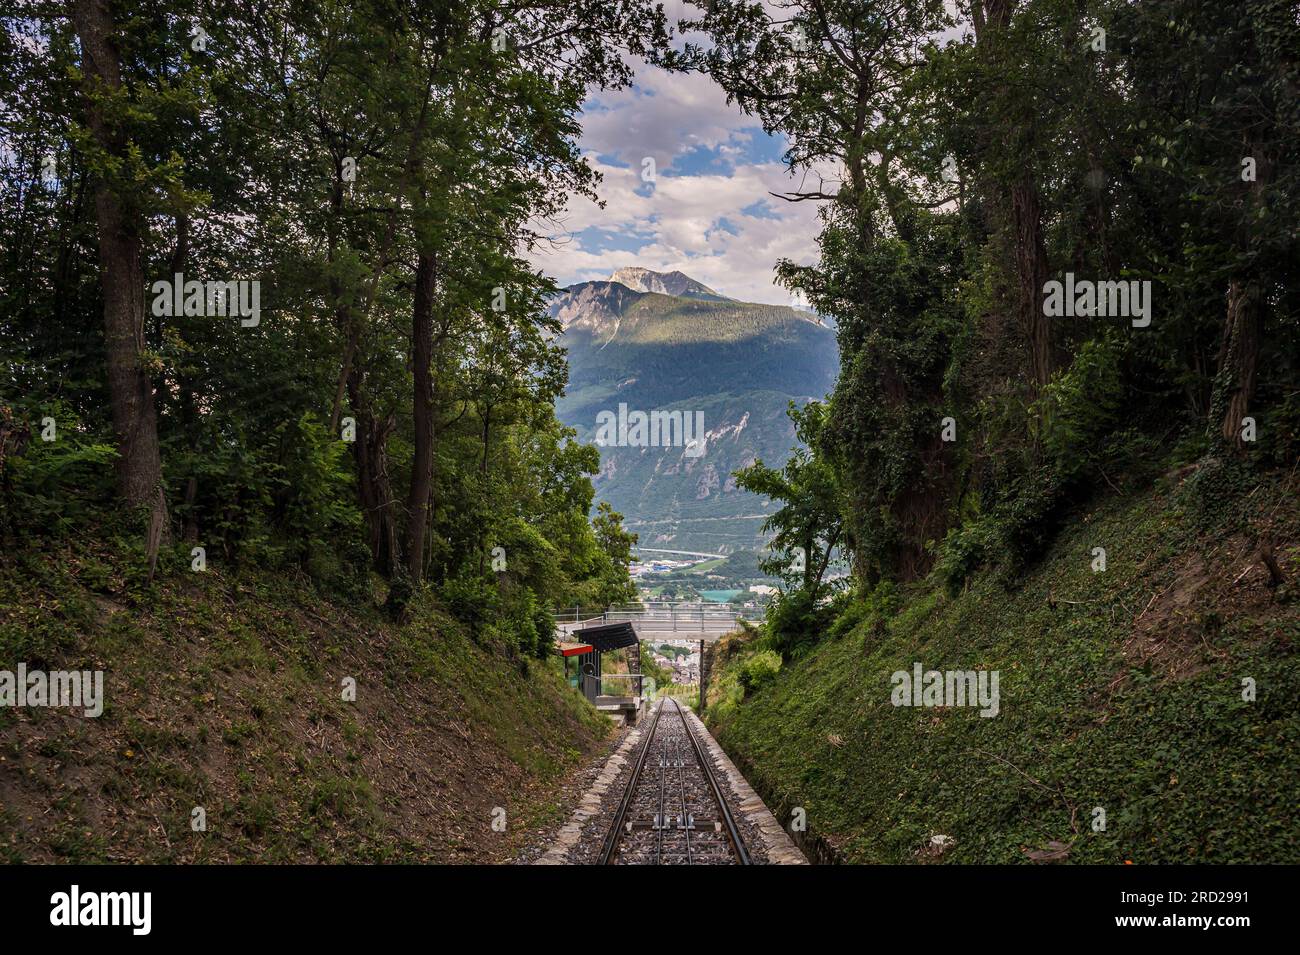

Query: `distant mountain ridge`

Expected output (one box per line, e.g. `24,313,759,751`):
608,267,728,300
549,280,645,333
553,268,838,554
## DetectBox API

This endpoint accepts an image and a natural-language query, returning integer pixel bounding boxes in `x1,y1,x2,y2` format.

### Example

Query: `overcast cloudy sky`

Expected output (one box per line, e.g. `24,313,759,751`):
527,59,825,307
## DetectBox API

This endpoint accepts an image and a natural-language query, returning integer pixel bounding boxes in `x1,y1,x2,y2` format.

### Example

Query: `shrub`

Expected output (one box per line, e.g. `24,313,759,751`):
934,517,999,595
738,649,782,695
441,572,497,634
277,413,364,583
764,586,837,657
1260,391,1300,468
1034,336,1125,478
1,404,117,538
1179,454,1259,536
827,580,901,641
932,466,1066,592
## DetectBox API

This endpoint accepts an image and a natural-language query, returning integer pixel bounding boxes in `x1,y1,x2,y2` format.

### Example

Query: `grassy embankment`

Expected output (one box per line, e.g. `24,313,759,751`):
0,531,610,863
704,463,1299,863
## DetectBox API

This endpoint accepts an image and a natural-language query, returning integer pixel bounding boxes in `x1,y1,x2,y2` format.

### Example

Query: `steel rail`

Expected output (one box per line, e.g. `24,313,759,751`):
671,698,750,866
676,731,694,864
597,699,665,865
599,698,750,865
655,748,667,865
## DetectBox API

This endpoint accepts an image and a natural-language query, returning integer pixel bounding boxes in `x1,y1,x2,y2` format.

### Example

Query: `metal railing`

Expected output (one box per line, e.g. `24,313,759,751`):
553,600,764,633
578,672,654,702
603,608,738,632
609,600,763,618
553,605,613,623
635,601,765,623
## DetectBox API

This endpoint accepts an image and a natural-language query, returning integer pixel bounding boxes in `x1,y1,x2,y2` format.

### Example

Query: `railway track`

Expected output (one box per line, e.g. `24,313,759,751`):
598,698,750,865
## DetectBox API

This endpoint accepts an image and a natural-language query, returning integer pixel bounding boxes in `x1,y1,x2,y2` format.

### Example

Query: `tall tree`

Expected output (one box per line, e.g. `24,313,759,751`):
69,0,168,531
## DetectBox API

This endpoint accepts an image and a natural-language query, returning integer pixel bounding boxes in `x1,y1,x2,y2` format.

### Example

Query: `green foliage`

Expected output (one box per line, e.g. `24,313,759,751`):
1177,455,1261,537
934,516,999,595
1033,337,1126,479
589,501,639,606
809,211,966,585
935,467,1068,592
683,0,1298,609
763,585,839,659
1258,391,1300,468
485,586,551,660
827,581,901,643
441,572,498,636
0,0,665,663
738,649,782,695
1,413,118,536
276,415,362,564
736,401,845,613
705,477,1300,863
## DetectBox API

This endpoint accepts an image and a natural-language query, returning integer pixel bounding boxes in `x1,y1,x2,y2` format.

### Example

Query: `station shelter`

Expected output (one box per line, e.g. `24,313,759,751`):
557,621,643,711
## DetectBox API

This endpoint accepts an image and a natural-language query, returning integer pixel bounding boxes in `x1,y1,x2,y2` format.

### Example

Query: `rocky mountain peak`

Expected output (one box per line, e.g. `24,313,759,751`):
608,267,726,300
548,280,643,332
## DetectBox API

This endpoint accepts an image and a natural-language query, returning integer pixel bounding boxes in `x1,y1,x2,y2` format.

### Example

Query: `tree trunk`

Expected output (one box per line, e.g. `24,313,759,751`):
974,1,1052,394
71,0,169,535
348,366,400,577
1213,133,1269,451
327,75,438,436
1011,174,1052,392
811,527,841,595
405,249,437,581
1215,277,1261,449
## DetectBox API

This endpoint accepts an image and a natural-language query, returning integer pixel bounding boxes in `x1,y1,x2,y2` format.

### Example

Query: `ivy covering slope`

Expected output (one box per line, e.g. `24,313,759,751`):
705,465,1298,864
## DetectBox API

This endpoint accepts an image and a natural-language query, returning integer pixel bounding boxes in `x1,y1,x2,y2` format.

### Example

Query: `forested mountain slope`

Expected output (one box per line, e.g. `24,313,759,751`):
552,272,838,553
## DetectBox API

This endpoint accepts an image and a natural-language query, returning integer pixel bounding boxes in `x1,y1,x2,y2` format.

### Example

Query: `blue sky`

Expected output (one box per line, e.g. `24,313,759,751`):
526,62,827,307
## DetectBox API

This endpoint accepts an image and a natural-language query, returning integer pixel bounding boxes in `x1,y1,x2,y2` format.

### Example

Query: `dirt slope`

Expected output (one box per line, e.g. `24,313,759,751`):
0,539,609,863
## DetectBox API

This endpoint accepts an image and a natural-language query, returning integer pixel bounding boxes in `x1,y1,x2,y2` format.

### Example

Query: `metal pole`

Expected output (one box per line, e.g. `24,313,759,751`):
698,639,704,711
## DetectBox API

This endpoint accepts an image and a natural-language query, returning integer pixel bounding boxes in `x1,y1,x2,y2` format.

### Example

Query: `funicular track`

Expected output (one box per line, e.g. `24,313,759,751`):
598,698,750,865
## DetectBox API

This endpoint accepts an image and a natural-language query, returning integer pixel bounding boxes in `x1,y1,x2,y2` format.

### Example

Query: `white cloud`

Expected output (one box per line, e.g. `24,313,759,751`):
578,67,751,174
527,65,832,307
